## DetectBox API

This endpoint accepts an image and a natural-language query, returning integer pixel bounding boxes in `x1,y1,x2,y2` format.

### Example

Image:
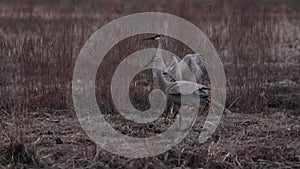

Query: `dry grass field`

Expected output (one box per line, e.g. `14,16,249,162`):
0,0,299,168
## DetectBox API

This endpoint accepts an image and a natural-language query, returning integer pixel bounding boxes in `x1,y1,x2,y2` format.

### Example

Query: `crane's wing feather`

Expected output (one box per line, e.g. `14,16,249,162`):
179,53,207,81
165,56,177,73
168,81,209,95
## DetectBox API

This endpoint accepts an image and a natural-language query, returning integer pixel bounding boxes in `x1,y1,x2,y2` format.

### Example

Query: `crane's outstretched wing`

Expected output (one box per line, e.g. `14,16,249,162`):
165,56,184,81
179,53,207,82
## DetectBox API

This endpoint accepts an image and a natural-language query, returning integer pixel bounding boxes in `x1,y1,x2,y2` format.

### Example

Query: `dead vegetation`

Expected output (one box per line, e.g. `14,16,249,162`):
0,0,299,168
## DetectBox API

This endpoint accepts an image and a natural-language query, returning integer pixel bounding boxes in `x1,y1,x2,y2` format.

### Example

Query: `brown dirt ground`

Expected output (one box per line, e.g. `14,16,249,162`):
0,106,299,168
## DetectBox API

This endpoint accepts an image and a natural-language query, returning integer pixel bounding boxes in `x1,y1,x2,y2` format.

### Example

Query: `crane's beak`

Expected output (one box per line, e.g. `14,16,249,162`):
142,37,155,41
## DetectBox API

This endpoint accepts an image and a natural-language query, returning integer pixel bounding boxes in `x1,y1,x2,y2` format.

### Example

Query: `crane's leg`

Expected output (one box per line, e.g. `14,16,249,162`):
172,104,181,127
164,111,168,122
172,104,180,119
164,101,173,123
170,104,174,116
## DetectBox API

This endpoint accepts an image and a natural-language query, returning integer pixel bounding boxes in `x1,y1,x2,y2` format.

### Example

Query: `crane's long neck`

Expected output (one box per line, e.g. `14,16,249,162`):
157,39,163,51
156,39,165,68
153,38,166,84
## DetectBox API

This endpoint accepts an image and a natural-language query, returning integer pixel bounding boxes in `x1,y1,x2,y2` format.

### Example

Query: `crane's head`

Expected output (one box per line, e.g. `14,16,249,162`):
142,34,162,41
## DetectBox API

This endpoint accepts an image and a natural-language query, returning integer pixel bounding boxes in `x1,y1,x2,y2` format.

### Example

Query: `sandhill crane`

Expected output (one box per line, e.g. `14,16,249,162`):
143,35,176,121
141,51,210,123
149,61,210,124
142,35,168,84
143,35,208,120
